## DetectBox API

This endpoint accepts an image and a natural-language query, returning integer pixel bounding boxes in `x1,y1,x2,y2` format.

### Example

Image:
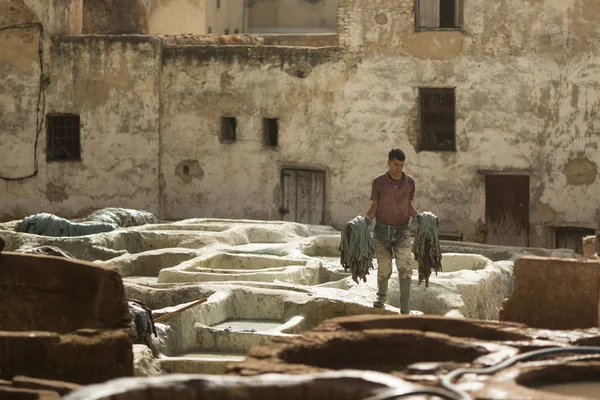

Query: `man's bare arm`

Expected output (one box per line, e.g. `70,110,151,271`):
366,200,378,221
409,201,417,218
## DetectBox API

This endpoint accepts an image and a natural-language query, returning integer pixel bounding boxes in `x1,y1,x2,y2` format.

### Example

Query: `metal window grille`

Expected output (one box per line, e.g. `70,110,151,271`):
419,88,456,151
46,115,81,161
220,117,237,142
416,0,461,30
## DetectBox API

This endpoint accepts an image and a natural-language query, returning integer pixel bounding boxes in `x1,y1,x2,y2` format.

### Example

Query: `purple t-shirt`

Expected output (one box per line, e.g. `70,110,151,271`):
370,172,415,226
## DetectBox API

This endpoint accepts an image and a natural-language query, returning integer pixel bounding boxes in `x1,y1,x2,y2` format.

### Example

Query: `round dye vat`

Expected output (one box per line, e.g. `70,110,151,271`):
212,319,283,331
534,381,600,399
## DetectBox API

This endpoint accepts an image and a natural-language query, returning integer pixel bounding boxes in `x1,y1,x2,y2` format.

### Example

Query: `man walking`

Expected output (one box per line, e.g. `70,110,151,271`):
366,148,417,314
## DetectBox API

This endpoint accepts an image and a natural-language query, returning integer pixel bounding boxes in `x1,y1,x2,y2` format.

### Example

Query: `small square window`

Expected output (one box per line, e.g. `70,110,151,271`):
220,117,237,142
416,0,462,31
46,115,81,161
224,28,229,35
263,118,278,147
419,88,456,152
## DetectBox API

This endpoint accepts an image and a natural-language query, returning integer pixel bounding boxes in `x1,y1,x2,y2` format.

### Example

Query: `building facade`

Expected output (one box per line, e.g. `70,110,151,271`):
1,0,600,251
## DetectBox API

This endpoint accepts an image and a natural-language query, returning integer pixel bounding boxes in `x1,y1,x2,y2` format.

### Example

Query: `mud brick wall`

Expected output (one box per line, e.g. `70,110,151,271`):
500,256,600,329
583,235,597,258
0,252,133,384
0,252,130,332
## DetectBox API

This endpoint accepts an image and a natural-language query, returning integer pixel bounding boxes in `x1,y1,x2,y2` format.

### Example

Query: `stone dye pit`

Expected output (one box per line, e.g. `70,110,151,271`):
1,215,597,399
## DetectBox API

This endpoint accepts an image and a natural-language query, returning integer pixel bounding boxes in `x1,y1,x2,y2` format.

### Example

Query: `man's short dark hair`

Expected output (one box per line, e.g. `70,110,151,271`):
388,148,405,161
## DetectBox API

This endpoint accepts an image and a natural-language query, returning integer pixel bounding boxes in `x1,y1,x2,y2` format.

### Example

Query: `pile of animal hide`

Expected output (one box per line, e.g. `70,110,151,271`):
19,208,159,237
128,299,159,357
86,208,158,227
411,211,443,287
20,213,117,237
339,216,374,283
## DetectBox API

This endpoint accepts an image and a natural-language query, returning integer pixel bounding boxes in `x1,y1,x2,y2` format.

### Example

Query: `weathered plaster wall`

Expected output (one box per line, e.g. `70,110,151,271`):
159,46,342,221
248,0,337,33
1,33,162,219
147,0,206,35
331,0,600,245
0,0,83,220
0,23,41,185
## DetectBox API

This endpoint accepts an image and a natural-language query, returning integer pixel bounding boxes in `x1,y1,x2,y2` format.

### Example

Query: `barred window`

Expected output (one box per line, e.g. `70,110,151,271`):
46,115,81,161
419,88,456,152
416,0,462,31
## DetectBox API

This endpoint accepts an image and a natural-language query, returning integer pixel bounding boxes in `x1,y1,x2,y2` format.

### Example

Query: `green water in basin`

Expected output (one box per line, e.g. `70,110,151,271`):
211,319,283,331
177,352,245,361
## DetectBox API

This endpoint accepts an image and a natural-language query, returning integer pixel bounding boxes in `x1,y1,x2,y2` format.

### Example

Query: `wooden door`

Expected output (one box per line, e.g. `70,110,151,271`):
555,228,595,254
281,169,325,225
485,175,529,247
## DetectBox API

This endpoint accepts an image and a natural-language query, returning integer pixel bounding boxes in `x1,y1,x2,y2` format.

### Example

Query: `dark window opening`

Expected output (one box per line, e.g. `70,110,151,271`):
439,232,463,241
220,117,237,142
208,27,212,34
183,165,190,175
224,28,229,35
439,0,456,28
234,28,240,34
555,227,596,255
416,0,461,30
419,88,456,152
217,0,220,9
264,118,279,147
46,115,81,161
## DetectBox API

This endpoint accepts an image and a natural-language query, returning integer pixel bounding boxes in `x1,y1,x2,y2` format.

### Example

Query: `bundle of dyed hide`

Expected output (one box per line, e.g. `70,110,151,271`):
20,213,117,237
339,216,374,283
87,207,158,227
411,211,442,287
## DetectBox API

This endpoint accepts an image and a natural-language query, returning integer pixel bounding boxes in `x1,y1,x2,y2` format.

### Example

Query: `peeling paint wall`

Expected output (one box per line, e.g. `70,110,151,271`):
248,0,337,33
2,0,600,248
1,7,162,219
41,36,162,216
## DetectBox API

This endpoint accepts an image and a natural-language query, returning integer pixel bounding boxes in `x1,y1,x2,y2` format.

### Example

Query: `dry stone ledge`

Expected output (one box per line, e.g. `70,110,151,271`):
500,256,600,329
0,329,133,384
64,371,420,400
10,376,82,395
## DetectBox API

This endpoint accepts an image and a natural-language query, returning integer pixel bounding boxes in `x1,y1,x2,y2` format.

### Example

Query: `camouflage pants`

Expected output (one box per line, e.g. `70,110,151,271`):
373,223,413,300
